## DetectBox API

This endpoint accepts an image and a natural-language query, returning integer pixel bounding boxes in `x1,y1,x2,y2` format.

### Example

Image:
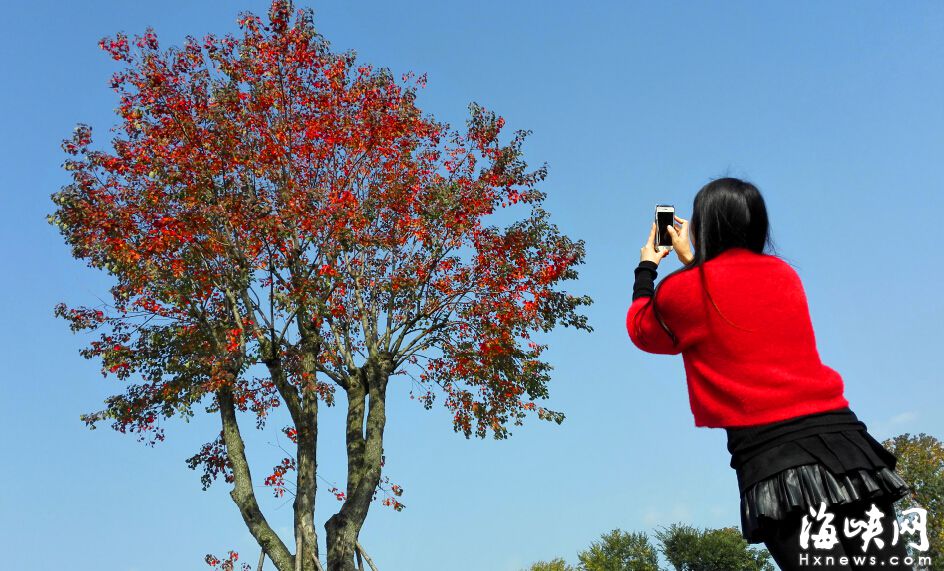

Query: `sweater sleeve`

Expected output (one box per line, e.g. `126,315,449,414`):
626,262,682,355
632,260,659,300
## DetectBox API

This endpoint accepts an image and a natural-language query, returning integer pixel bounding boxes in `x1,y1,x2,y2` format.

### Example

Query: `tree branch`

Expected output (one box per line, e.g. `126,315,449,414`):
218,384,294,569
356,541,379,571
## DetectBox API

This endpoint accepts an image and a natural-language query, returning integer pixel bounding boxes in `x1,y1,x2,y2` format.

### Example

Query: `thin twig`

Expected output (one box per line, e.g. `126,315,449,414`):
356,541,379,571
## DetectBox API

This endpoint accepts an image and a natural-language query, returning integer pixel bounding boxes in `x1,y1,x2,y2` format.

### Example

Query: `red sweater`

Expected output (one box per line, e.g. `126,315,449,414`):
626,247,849,428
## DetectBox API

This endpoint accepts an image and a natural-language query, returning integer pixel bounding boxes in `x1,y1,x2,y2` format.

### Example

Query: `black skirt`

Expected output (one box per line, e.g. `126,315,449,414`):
726,406,912,544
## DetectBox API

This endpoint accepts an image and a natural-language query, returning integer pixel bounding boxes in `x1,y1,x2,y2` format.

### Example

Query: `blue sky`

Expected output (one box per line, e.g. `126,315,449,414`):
1,1,942,569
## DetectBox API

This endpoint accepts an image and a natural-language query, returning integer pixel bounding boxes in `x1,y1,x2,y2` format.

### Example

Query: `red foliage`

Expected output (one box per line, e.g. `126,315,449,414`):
52,0,590,465
185,432,234,490
205,550,249,571
264,457,297,498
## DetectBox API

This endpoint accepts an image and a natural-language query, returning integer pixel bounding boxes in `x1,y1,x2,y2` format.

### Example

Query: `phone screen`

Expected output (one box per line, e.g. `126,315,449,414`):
657,210,674,246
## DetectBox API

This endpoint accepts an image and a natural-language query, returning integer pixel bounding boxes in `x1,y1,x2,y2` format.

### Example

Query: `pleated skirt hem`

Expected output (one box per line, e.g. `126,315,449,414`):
741,463,912,544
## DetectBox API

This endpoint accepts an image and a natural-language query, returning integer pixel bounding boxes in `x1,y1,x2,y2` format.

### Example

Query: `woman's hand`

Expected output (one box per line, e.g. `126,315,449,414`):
640,221,671,265
666,215,694,265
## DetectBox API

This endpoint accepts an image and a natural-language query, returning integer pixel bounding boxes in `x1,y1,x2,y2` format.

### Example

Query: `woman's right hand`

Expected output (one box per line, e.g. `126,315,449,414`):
667,215,694,265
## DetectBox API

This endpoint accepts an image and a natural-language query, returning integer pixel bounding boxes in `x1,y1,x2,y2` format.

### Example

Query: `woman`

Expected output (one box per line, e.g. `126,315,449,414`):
626,177,914,570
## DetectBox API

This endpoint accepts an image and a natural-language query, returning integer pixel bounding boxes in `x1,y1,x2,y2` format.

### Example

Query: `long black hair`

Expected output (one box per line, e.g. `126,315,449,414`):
639,177,781,346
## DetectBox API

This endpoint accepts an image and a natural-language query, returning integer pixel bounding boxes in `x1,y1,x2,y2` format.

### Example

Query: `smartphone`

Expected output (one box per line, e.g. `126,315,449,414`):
655,205,675,251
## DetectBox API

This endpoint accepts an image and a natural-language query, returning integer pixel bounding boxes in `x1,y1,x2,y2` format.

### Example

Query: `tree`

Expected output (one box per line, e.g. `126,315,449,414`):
577,529,661,571
48,2,591,570
884,433,944,570
654,524,773,571
523,558,577,571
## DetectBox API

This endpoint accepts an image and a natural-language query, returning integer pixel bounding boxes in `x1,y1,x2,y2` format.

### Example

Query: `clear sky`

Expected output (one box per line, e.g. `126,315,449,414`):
1,1,942,570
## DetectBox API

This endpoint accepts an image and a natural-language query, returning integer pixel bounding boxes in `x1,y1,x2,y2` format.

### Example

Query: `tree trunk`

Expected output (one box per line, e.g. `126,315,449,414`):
324,356,390,570
293,344,322,570
257,349,321,571
249,268,325,570
218,385,296,570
